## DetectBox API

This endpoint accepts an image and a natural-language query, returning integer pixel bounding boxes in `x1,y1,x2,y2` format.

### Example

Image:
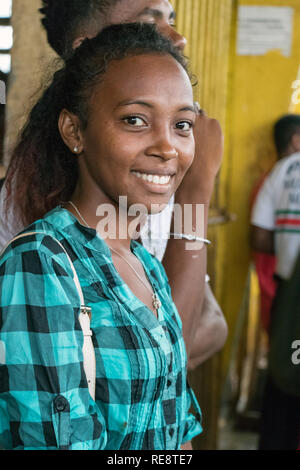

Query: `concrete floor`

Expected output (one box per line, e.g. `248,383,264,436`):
218,415,259,450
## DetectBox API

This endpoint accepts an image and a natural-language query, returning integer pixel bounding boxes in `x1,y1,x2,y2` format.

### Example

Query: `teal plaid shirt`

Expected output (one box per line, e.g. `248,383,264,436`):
0,206,202,450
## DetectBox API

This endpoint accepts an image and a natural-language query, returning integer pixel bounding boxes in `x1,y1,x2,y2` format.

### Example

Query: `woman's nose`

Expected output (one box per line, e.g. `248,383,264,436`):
146,141,179,160
160,147,179,159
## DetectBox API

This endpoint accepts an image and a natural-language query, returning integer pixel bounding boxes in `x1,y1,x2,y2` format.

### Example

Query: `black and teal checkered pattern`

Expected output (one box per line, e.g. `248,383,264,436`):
0,206,202,450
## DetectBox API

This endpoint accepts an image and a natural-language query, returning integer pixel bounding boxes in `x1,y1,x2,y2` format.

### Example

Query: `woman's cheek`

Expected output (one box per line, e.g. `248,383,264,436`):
174,168,189,191
181,136,195,163
182,148,195,173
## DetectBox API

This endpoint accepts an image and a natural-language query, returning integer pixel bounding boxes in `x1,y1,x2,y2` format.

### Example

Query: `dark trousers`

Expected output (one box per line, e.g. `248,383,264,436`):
259,275,300,450
259,276,300,450
259,374,300,450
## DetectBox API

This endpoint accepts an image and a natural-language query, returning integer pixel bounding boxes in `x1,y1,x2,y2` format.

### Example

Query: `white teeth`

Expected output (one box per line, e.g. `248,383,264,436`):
132,172,171,185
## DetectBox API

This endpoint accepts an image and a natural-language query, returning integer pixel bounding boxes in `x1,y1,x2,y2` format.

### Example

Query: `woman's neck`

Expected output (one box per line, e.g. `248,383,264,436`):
69,187,145,253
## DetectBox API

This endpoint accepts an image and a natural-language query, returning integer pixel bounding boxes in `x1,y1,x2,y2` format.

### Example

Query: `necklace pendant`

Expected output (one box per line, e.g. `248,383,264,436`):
152,293,162,310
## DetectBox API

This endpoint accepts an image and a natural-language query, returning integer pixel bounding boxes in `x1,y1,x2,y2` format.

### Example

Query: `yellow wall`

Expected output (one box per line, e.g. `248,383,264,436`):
217,0,300,373
173,0,234,123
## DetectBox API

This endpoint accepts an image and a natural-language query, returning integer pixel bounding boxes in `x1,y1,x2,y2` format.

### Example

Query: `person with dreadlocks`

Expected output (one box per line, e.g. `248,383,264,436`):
0,0,227,373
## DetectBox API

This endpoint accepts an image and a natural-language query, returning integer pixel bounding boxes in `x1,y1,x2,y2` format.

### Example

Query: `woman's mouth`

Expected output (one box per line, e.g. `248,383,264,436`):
131,170,174,194
131,171,171,185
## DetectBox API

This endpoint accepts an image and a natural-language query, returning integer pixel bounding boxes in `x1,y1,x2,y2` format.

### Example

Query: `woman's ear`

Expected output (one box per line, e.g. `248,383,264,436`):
58,109,83,155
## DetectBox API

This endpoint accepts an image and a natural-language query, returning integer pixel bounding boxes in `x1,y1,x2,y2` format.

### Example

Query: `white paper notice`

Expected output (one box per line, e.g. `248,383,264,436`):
237,6,294,57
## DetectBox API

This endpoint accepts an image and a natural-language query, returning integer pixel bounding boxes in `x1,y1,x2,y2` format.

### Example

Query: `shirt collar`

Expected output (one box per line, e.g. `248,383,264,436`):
43,205,143,259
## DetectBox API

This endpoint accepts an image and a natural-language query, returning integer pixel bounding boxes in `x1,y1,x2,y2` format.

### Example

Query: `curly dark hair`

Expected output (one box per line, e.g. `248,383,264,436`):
39,0,120,57
5,23,190,226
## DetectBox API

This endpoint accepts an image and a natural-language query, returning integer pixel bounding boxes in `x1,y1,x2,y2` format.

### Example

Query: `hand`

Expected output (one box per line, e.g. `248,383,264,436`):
176,110,224,202
180,440,193,450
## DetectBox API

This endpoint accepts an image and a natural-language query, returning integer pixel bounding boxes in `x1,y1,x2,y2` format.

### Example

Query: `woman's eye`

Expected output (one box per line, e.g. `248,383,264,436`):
176,121,193,132
123,116,146,127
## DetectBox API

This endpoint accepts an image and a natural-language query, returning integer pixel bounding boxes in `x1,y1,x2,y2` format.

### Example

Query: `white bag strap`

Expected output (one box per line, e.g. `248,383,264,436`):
1,231,96,400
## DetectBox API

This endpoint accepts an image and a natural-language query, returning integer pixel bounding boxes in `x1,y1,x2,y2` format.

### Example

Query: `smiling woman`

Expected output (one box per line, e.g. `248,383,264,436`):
0,23,202,450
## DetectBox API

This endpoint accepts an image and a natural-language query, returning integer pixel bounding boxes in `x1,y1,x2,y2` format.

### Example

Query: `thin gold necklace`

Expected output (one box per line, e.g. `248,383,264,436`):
67,201,162,311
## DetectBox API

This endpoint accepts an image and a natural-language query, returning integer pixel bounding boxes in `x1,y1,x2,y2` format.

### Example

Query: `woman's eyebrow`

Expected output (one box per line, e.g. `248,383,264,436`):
115,101,196,112
116,100,154,109
179,106,197,113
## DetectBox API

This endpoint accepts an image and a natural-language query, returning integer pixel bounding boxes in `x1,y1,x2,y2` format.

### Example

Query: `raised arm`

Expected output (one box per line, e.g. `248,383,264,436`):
161,112,224,358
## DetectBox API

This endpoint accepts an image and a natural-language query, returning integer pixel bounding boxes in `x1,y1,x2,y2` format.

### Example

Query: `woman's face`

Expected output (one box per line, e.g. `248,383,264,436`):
77,53,195,213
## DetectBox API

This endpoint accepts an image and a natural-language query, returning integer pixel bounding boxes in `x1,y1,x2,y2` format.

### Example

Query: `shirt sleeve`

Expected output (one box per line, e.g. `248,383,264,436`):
0,248,107,450
181,383,203,444
251,168,279,230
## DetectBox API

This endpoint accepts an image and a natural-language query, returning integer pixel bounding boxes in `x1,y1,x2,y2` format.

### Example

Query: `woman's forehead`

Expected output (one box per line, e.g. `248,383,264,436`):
91,54,193,109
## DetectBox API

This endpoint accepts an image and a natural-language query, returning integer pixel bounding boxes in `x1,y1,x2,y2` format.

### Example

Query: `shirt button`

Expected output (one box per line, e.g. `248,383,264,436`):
54,395,68,412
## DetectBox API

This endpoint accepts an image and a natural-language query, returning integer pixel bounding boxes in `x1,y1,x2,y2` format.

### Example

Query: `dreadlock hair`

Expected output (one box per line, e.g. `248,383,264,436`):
274,114,300,158
5,23,190,226
39,0,120,58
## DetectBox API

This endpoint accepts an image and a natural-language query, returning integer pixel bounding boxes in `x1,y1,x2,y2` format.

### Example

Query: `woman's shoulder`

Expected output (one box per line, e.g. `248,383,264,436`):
1,226,60,258
0,209,74,276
